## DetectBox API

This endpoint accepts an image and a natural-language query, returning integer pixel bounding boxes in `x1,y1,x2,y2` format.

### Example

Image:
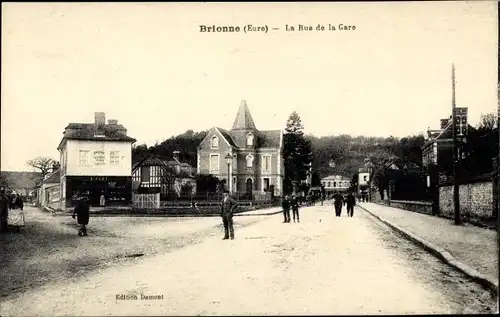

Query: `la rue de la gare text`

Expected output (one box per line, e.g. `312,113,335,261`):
199,24,356,33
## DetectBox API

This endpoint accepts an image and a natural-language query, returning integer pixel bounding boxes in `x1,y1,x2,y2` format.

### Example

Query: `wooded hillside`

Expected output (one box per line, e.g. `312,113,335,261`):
132,130,426,178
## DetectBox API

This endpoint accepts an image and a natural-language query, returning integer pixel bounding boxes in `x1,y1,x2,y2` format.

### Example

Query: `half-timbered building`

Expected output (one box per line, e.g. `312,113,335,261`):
132,151,196,199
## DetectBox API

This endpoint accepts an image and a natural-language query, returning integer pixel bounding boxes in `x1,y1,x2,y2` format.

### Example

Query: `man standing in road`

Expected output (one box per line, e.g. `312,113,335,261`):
346,191,356,217
333,191,344,217
291,194,300,222
282,195,291,223
72,197,90,236
0,186,10,233
220,190,237,240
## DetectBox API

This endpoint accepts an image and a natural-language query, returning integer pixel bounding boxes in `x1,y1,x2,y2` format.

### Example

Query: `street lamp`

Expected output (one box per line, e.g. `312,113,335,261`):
225,153,232,193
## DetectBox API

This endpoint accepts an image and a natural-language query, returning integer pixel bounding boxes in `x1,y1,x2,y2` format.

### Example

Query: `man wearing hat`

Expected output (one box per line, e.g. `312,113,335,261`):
220,190,238,240
281,195,291,223
72,197,90,236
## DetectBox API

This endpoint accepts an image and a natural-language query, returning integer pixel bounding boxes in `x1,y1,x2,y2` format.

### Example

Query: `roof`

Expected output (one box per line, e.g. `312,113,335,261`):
201,102,281,150
358,167,370,173
132,154,194,177
66,123,127,131
231,100,257,131
43,169,60,184
256,130,281,148
58,123,136,150
321,175,350,181
216,127,238,147
423,121,474,148
0,171,41,189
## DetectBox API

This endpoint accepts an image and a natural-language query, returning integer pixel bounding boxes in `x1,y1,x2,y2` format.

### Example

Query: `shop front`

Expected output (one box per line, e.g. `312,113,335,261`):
65,176,132,207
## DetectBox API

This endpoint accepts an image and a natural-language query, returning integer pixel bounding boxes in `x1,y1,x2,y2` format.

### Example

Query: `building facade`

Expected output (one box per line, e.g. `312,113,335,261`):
132,151,196,199
422,108,470,169
37,169,60,209
321,175,351,195
57,112,136,208
197,100,284,197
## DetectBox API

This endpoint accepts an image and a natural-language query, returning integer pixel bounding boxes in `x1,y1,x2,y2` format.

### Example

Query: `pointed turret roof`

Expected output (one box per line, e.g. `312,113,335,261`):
231,100,257,131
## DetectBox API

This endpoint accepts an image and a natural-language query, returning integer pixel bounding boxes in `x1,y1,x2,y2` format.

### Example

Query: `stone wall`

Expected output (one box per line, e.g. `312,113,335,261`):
439,181,493,220
378,200,433,215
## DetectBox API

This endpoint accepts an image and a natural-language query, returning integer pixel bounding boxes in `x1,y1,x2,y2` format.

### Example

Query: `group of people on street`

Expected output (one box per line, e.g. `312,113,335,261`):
281,194,300,223
0,186,25,233
69,188,357,240
305,192,324,207
332,191,356,217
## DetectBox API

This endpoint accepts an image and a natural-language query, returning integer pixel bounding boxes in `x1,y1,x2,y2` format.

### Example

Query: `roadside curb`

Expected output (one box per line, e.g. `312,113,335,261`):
358,204,499,297
236,210,282,217
47,208,283,218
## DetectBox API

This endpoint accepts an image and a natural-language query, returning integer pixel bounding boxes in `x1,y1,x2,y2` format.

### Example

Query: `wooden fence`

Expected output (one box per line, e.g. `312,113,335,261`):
133,193,160,209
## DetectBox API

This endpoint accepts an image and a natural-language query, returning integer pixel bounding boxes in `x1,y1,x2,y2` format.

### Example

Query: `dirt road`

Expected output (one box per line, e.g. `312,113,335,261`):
1,205,497,315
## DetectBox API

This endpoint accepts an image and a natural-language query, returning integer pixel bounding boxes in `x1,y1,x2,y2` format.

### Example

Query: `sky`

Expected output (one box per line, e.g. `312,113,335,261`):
1,1,498,171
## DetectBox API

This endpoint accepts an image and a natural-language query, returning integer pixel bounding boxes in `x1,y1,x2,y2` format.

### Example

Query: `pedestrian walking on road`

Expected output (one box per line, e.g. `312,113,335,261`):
333,192,344,217
346,192,356,217
72,197,90,236
0,186,10,233
220,191,237,240
282,195,291,223
291,194,300,222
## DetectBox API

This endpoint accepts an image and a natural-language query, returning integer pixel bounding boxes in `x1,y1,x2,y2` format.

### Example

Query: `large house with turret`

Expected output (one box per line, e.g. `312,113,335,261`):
197,101,284,197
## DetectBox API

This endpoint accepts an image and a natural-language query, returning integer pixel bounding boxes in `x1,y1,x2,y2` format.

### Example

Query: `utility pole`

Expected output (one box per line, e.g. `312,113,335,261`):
451,63,461,225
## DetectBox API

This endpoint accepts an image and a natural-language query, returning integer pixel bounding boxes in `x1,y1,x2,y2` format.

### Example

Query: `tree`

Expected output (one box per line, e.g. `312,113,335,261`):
478,113,497,130
26,156,58,181
195,174,219,193
311,171,321,186
283,112,313,194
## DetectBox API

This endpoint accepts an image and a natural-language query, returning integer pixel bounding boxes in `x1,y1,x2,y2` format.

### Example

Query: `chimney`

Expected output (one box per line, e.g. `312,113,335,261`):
440,118,449,129
173,150,180,161
108,119,118,125
95,112,106,129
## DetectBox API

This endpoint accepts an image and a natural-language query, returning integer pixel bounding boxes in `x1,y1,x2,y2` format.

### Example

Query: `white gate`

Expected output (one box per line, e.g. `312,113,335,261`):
133,193,160,209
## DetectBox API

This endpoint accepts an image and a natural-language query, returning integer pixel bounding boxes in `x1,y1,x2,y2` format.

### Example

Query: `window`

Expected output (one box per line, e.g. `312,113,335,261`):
93,151,105,165
110,151,120,165
246,155,254,168
79,150,89,166
363,175,368,182
141,166,150,182
263,178,270,191
333,182,337,187
246,133,254,146
262,155,271,173
210,154,219,174
233,177,237,191
328,181,331,187
211,136,219,148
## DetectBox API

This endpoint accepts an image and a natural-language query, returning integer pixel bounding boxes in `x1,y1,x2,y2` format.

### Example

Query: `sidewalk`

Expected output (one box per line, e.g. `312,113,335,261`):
358,202,498,295
236,206,283,216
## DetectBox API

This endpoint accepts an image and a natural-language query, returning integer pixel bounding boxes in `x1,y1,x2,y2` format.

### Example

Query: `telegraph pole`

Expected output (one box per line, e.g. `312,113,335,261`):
451,63,461,225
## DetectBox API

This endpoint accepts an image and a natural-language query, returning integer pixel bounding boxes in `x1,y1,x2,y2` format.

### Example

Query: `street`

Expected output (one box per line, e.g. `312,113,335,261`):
0,205,497,315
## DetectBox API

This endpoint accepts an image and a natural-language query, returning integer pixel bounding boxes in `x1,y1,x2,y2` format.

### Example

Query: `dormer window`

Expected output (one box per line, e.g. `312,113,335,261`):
246,133,254,146
211,136,219,148
246,154,254,168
